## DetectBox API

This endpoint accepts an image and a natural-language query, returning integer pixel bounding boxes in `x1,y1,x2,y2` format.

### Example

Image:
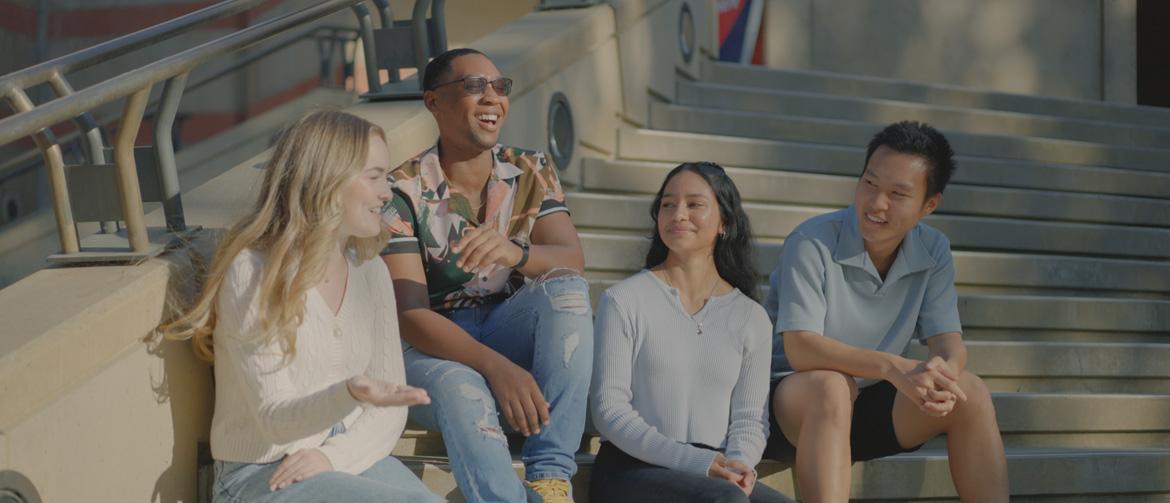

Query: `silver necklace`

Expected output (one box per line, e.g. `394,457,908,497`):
662,269,720,335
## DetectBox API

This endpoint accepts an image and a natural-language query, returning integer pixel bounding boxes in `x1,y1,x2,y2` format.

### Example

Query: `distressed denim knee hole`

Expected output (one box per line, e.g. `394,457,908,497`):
457,382,508,444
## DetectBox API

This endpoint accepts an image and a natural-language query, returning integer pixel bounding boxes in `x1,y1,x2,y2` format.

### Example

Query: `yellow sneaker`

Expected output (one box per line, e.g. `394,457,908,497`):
527,478,573,503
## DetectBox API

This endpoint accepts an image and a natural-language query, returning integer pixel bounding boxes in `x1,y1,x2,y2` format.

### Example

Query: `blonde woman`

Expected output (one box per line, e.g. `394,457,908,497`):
165,110,440,502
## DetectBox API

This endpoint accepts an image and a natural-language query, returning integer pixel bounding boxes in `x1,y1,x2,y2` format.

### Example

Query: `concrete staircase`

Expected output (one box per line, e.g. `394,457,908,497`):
396,61,1170,501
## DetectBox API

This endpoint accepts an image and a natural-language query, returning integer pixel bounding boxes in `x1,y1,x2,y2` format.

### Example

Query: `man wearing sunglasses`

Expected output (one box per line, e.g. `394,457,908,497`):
381,48,593,503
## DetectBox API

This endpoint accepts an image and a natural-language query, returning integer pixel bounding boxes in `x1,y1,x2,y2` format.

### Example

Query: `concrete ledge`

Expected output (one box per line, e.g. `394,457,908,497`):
702,59,1170,129
582,158,1170,227
651,102,1170,173
677,80,1170,149
617,128,1170,199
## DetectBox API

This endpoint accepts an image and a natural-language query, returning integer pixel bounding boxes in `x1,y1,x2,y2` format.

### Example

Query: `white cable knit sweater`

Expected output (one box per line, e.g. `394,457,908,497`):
209,249,408,474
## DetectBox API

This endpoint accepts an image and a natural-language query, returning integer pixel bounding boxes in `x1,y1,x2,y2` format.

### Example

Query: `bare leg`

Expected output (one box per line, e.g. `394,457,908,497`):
890,371,1009,502
772,370,858,503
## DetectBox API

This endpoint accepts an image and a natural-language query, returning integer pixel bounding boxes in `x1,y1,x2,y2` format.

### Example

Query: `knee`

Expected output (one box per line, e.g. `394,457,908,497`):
803,370,856,422
535,271,592,317
953,371,995,419
428,366,495,413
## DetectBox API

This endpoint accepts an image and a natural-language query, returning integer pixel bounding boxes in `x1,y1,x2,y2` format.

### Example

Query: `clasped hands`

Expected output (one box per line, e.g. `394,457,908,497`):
891,356,968,417
708,453,757,496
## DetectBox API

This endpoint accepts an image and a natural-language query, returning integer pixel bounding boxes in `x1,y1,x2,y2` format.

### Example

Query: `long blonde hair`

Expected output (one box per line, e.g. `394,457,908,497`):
164,110,388,362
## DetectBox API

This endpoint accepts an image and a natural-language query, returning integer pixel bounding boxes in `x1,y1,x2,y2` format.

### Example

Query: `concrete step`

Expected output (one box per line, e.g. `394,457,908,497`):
908,341,1170,394
650,101,1170,174
677,80,1170,150
617,128,1170,200
396,391,1170,457
580,277,1170,334
578,232,1170,296
565,192,1170,259
582,158,1170,228
397,448,1170,501
702,59,1170,130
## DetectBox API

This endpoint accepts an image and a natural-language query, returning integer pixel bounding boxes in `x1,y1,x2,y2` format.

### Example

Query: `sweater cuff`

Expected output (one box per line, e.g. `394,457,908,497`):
316,443,356,474
676,446,720,477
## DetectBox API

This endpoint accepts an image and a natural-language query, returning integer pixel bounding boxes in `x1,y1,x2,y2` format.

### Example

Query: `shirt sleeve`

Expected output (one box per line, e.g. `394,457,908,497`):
916,236,963,342
723,303,773,467
380,187,421,256
590,290,719,476
774,231,829,336
215,253,359,447
316,260,411,474
523,151,569,219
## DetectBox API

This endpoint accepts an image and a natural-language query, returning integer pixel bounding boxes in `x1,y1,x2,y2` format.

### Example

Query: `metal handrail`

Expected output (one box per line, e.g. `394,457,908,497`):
0,0,368,145
0,26,360,180
0,0,266,94
0,0,373,258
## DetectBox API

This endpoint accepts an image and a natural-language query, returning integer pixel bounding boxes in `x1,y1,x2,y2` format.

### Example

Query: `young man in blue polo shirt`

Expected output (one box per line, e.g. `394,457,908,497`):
763,121,1008,502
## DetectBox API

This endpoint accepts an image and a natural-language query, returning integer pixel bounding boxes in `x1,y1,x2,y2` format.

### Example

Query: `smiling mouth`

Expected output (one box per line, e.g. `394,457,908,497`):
865,213,888,224
476,113,499,126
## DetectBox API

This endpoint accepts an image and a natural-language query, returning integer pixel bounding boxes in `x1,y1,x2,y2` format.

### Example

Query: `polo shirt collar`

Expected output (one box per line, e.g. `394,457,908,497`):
833,205,936,283
417,143,520,203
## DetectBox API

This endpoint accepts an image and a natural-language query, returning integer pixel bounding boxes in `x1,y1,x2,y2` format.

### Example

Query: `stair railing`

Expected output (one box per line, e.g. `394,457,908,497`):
0,0,407,263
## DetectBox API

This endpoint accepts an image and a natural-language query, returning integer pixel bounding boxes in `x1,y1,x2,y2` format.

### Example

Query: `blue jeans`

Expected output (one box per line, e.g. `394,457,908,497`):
213,425,440,503
405,272,594,502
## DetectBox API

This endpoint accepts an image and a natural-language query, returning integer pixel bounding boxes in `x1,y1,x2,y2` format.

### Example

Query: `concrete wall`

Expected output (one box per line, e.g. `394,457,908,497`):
763,0,1137,103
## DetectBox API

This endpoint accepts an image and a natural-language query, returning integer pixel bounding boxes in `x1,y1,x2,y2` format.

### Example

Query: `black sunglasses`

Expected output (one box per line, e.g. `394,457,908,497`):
430,76,513,97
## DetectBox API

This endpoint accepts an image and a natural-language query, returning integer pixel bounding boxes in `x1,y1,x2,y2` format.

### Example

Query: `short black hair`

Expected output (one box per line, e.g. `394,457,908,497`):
863,121,956,200
423,48,486,91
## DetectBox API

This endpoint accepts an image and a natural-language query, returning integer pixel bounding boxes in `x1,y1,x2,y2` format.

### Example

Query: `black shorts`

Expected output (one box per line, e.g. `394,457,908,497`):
762,375,924,463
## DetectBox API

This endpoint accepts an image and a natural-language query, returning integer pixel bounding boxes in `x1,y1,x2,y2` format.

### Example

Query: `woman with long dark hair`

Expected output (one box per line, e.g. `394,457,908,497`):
589,162,793,502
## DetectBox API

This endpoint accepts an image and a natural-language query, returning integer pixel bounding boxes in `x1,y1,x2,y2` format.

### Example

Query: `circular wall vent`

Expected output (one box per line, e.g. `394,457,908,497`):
678,2,695,64
547,92,574,171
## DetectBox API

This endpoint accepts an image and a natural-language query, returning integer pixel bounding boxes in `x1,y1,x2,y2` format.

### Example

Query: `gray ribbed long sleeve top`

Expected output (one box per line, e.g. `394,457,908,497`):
590,270,773,475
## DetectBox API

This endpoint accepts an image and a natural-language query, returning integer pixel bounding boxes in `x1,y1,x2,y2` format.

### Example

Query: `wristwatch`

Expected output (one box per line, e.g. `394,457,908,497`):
510,238,530,269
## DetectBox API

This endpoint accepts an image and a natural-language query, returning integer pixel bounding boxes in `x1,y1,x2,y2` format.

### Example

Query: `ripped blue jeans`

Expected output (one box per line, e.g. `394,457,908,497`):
404,271,594,502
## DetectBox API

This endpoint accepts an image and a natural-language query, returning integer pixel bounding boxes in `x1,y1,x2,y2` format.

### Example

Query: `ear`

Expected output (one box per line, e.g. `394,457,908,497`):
922,192,942,216
423,90,439,113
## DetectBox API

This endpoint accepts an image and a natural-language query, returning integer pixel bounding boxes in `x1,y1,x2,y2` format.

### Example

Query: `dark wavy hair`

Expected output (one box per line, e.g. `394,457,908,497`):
645,162,759,301
423,48,486,91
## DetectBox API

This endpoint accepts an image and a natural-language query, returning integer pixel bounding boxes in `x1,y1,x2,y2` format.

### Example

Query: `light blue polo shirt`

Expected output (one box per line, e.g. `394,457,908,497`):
764,206,963,386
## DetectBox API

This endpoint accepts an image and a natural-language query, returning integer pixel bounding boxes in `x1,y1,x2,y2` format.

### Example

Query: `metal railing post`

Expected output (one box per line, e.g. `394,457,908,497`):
433,0,447,54
46,72,117,233
372,0,392,28
352,3,382,93
5,89,80,254
411,0,432,90
369,0,400,84
154,72,189,232
113,88,152,252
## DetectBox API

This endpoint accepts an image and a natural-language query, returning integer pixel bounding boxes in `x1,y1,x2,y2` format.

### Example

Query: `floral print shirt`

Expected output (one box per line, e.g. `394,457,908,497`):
380,143,569,310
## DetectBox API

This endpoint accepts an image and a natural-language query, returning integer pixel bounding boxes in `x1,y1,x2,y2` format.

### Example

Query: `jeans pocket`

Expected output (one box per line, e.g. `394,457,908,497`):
214,460,266,503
